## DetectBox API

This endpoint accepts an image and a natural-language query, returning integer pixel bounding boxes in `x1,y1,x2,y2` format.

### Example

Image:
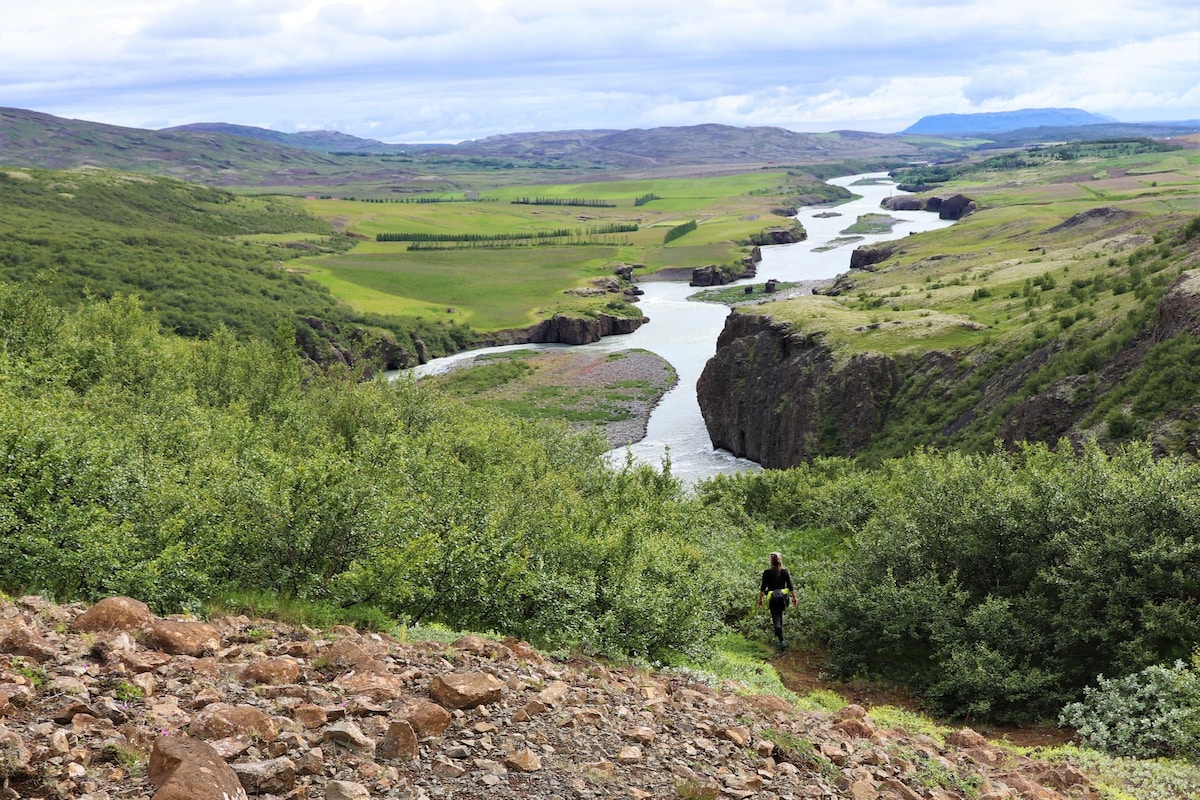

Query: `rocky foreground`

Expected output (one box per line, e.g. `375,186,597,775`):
0,595,1097,800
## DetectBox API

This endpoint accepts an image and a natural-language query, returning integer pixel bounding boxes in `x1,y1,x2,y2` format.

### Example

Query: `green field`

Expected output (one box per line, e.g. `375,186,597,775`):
294,171,837,330
759,149,1200,361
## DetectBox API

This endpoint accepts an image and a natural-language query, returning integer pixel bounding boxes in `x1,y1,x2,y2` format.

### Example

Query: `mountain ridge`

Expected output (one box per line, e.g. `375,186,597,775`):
901,107,1116,135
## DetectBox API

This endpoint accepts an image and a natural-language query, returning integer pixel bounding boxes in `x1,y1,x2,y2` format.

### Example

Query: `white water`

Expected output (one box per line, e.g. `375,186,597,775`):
409,173,957,483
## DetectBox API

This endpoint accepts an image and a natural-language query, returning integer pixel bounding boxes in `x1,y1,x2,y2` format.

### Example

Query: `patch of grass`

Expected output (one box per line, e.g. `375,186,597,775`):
840,213,901,235
204,591,397,633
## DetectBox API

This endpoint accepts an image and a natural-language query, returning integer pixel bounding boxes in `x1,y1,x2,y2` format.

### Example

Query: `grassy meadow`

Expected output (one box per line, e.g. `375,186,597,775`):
760,148,1200,361
290,171,838,331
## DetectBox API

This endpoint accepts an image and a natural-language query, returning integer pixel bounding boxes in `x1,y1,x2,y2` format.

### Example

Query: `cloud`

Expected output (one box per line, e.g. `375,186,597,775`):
2,0,1196,141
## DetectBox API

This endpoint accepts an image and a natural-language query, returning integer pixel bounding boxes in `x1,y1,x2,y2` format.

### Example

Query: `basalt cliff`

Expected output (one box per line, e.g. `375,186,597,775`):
697,269,1200,468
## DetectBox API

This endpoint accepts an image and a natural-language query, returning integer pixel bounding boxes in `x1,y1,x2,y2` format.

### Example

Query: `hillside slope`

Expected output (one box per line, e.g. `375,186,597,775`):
0,165,474,366
0,593,1107,800
698,148,1200,466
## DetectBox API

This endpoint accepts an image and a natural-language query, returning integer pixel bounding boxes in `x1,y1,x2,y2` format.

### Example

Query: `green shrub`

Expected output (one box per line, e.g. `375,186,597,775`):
1060,660,1200,762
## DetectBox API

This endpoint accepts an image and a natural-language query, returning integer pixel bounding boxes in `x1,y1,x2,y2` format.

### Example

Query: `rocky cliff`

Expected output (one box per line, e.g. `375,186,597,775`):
697,271,1200,467
696,313,907,467
0,594,1099,800
482,311,648,348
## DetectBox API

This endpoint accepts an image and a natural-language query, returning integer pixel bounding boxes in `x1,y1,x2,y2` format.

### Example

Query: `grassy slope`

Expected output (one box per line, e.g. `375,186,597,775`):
0,165,476,361
765,149,1200,353
747,147,1200,457
295,171,836,330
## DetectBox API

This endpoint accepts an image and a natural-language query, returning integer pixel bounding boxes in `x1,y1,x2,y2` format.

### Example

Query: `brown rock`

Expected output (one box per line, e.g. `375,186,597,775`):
718,725,752,747
505,747,542,772
230,756,296,795
946,728,989,749
396,699,453,737
378,720,419,761
148,735,248,800
293,703,328,729
834,717,878,738
144,620,221,657
333,661,407,701
0,617,55,662
188,703,278,742
71,597,154,632
241,657,301,686
325,779,372,800
321,636,387,668
616,745,643,764
453,634,510,659
0,725,33,777
429,672,503,710
850,778,879,800
323,720,376,758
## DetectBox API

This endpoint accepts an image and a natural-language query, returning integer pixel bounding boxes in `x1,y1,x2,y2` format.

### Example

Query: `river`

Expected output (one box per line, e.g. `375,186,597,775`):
410,173,957,483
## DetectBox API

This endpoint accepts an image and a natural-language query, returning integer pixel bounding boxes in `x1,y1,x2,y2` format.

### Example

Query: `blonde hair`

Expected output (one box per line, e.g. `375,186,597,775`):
769,552,783,572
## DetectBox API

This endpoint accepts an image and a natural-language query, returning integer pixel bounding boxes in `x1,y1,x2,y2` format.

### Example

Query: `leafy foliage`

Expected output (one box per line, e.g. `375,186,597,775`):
0,284,735,660
699,444,1200,724
1060,659,1200,762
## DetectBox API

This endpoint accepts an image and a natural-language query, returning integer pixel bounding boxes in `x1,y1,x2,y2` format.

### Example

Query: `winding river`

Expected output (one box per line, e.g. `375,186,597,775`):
412,173,957,483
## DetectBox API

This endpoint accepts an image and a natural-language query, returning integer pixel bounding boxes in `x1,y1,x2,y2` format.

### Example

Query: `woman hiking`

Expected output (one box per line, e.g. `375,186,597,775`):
757,552,797,649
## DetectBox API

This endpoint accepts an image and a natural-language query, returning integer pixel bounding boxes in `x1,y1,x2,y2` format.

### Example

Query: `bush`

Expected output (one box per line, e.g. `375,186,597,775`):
1060,659,1200,761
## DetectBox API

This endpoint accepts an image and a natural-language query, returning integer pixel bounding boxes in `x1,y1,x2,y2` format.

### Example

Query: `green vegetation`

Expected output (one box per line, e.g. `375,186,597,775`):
1060,654,1200,761
0,166,475,362
699,443,1200,726
753,146,1200,462
664,219,698,243
2,129,1199,799
0,285,729,660
296,170,833,330
840,213,899,235
892,138,1182,190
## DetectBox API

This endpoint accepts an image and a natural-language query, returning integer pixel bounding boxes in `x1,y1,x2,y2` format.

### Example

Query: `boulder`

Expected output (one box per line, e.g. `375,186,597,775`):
378,719,419,761
332,660,408,701
148,735,248,800
395,698,453,737
188,703,278,742
240,657,301,686
326,781,372,800
230,756,296,795
144,620,221,657
429,672,504,710
71,597,154,632
0,618,55,662
323,720,376,758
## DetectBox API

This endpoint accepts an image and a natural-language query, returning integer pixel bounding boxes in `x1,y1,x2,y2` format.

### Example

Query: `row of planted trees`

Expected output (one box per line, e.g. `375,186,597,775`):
1,283,1197,752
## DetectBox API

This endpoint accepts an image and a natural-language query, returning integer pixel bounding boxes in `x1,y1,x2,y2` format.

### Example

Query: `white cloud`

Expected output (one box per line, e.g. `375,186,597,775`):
1,0,1195,141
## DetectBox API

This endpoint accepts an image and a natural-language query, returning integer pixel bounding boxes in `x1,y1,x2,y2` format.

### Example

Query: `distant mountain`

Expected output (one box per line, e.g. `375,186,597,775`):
902,108,1117,135
0,107,346,183
439,124,935,166
160,122,430,154
0,108,950,186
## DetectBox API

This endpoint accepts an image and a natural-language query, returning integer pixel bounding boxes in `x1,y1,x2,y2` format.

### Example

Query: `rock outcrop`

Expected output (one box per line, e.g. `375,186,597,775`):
697,271,1200,466
483,311,648,347
696,313,906,467
880,193,976,220
0,594,1098,800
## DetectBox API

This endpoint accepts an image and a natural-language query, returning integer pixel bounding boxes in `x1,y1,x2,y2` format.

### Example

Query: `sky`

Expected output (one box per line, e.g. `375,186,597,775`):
3,0,1198,143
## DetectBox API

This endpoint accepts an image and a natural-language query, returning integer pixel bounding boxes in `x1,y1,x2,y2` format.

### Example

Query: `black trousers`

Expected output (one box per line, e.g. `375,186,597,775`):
768,596,787,641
